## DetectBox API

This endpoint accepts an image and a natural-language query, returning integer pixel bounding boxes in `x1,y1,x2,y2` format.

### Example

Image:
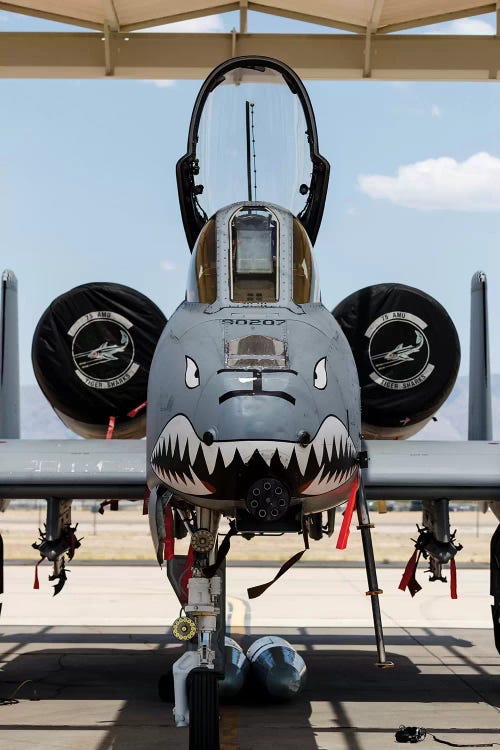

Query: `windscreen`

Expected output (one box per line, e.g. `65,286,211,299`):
195,66,312,218
226,335,287,369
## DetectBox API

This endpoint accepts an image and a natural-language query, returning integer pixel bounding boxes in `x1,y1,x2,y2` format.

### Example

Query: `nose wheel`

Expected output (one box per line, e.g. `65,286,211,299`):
188,669,220,750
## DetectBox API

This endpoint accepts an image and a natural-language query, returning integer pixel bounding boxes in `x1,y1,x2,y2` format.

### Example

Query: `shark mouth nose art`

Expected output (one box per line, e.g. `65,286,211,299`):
150,414,358,497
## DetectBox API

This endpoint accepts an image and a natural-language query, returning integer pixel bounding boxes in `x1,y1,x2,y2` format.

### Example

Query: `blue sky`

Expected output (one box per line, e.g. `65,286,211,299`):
1,9,499,385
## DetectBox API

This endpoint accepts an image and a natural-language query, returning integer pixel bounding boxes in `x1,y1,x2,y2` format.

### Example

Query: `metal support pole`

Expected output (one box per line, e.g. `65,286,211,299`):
356,480,393,668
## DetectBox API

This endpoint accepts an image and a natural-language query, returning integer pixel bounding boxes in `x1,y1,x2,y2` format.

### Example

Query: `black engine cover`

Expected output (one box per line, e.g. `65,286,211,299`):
333,283,460,439
32,282,166,438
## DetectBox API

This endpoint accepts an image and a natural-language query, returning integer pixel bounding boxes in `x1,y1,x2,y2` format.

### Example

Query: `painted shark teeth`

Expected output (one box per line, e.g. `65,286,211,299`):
155,463,212,497
219,441,237,468
295,444,311,475
150,414,357,497
201,442,218,475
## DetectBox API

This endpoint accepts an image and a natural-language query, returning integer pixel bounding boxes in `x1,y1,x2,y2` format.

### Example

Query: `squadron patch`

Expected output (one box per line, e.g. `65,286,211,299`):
68,311,139,389
365,311,434,391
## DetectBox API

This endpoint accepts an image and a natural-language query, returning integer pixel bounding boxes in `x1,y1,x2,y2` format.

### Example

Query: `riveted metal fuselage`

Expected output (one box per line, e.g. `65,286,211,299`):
147,203,361,514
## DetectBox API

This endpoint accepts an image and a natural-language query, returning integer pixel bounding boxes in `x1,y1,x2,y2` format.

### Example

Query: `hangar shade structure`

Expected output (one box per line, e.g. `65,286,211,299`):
1,1,500,79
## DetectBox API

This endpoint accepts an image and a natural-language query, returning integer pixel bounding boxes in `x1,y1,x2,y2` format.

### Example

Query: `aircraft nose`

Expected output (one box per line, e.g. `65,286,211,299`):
219,370,296,406
213,369,308,441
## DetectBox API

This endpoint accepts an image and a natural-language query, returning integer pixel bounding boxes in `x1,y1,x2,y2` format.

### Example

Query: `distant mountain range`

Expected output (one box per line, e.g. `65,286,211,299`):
20,376,500,440
417,374,500,441
21,384,77,439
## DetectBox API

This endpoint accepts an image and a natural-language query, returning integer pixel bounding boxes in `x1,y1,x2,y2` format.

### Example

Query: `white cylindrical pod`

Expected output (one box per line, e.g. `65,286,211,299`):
246,636,306,699
219,637,250,699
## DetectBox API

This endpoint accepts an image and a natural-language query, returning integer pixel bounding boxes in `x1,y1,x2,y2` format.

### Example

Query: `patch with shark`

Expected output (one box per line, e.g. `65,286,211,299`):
366,311,434,390
68,311,139,390
150,414,358,499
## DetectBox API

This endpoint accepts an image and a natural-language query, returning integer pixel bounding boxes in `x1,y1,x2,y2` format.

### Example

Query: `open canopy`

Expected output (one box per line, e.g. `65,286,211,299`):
176,56,329,249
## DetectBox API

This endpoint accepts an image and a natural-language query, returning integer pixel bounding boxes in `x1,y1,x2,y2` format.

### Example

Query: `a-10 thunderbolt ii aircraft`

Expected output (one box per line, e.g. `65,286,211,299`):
0,56,499,750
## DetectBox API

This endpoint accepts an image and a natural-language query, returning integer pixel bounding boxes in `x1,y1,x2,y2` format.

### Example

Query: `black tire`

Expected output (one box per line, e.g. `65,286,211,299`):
188,668,220,750
158,669,175,703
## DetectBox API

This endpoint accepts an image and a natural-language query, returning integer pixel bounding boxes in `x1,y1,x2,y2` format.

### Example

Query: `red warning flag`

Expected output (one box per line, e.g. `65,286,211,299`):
336,475,359,550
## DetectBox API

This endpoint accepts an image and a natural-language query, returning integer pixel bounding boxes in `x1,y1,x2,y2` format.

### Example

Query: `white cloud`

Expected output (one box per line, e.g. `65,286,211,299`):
146,79,175,88
141,15,224,33
431,104,443,118
448,18,495,35
160,260,177,272
359,152,500,211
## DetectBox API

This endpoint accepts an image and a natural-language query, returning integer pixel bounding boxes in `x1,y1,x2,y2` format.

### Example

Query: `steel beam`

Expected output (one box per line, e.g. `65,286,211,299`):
1,32,500,80
0,1,496,35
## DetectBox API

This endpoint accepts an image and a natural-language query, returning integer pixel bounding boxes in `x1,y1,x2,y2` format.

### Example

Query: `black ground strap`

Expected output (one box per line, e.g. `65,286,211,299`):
430,737,500,748
396,727,500,747
247,526,310,600
203,521,237,578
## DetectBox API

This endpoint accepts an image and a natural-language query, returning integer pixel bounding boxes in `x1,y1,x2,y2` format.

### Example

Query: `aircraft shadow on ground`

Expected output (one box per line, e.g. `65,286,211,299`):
1,628,500,750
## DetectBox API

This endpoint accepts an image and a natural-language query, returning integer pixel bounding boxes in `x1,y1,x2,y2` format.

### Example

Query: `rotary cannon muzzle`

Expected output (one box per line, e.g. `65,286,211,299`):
245,477,290,521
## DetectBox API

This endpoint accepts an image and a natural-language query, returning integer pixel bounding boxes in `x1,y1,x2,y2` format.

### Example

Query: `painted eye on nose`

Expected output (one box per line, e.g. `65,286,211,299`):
314,357,327,390
185,356,200,388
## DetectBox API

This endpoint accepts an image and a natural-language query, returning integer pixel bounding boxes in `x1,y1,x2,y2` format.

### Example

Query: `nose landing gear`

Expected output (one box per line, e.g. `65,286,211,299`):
165,505,224,750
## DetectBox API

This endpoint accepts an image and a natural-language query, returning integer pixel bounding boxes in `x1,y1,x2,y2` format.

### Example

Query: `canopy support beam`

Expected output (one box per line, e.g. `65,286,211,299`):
103,23,114,76
363,0,385,78
240,0,248,34
2,32,500,81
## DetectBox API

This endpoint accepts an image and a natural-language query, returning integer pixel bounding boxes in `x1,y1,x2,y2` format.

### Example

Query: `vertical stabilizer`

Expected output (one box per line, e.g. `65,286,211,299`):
0,270,20,439
468,271,492,441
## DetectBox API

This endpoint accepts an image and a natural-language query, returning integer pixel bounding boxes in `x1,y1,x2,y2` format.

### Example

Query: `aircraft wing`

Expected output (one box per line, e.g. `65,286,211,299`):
0,439,146,500
364,439,500,502
0,438,498,503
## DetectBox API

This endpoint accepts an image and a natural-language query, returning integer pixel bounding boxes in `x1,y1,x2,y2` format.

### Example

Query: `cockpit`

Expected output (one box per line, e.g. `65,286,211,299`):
179,56,327,308
186,204,319,306
230,208,278,303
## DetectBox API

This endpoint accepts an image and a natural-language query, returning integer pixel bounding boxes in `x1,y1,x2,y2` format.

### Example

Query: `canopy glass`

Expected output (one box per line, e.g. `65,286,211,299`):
177,56,329,250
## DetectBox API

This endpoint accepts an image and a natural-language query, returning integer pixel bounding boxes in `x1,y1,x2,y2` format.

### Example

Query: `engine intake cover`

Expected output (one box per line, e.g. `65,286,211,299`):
32,282,166,438
333,283,460,439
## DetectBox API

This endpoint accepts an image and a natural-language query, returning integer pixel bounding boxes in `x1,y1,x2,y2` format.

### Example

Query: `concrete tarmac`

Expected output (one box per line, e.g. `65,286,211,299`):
0,564,499,749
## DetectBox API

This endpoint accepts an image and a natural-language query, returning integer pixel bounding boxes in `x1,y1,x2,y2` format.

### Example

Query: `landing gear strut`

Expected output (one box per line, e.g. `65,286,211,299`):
166,506,224,750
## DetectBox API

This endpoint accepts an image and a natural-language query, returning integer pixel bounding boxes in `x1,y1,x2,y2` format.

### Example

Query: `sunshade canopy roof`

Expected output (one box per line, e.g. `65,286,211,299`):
1,1,500,79
2,1,497,33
